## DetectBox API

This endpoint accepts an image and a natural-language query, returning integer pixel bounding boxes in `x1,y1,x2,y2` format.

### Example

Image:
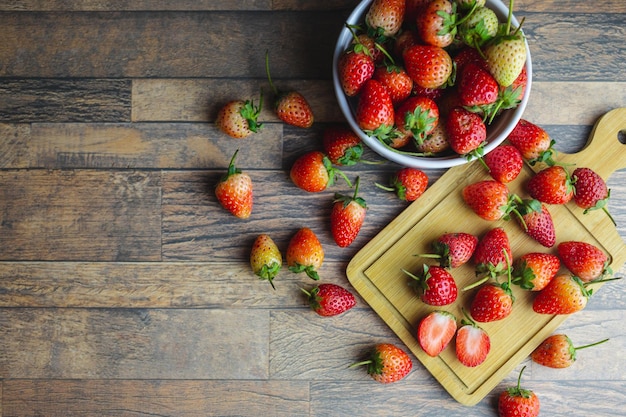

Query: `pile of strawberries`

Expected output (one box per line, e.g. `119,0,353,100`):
336,0,528,159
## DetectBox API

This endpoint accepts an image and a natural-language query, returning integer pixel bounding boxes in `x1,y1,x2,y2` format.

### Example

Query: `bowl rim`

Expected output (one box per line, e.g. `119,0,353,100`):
332,0,533,169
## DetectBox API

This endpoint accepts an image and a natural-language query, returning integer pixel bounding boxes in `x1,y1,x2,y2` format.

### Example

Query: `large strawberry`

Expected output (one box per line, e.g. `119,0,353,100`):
394,95,439,146
506,119,556,166
286,227,324,280
338,26,375,97
512,252,560,291
330,177,367,248
416,0,457,48
403,44,453,89
290,151,351,192
481,144,523,184
572,167,615,224
532,274,590,315
351,343,413,384
373,64,413,105
469,272,514,323
557,241,611,282
404,264,458,306
375,167,429,202
530,334,609,369
216,96,263,139
419,232,478,269
462,180,516,221
215,149,253,219
472,227,513,281
322,125,365,166
516,200,556,248
365,0,405,38
455,312,491,367
356,78,396,134
417,310,457,357
526,165,574,205
457,62,499,110
250,234,282,289
498,366,540,417
302,283,356,317
446,107,487,157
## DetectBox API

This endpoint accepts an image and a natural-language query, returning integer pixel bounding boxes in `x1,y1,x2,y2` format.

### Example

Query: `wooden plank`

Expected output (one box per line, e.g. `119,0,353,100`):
0,79,131,123
0,308,269,379
517,0,626,13
0,170,161,261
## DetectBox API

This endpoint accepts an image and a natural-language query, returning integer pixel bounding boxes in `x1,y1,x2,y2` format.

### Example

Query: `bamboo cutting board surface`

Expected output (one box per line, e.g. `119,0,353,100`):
347,108,626,406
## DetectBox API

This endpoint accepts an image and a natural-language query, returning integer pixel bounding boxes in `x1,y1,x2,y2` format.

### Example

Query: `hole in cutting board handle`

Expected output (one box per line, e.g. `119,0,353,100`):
618,129,626,145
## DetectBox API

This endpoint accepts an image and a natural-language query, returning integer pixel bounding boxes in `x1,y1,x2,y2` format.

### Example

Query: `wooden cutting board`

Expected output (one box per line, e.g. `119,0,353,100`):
347,108,626,406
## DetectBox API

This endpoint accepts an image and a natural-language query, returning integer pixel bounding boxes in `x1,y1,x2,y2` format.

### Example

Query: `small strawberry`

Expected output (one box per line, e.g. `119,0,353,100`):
532,274,590,315
481,144,523,184
417,310,457,357
404,264,458,306
453,46,489,73
416,0,457,48
456,311,491,367
302,283,356,317
365,0,406,38
373,64,413,105
403,44,453,89
215,149,253,219
557,241,611,282
418,232,478,269
572,167,615,225
527,165,574,205
338,26,375,97
286,227,324,280
506,119,557,166
462,180,515,221
498,366,540,417
469,274,514,322
216,95,263,139
512,252,560,291
322,125,365,166
446,107,487,157
331,177,367,248
394,95,439,146
459,5,499,49
516,200,556,248
351,343,413,384
250,234,282,289
417,121,451,154
531,334,609,369
290,151,351,193
356,78,395,133
375,167,429,202
472,227,513,280
265,51,314,128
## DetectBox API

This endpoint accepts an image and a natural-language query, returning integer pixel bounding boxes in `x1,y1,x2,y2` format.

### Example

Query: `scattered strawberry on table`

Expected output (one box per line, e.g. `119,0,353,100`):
455,310,491,367
375,167,429,202
215,149,253,219
511,252,560,291
404,264,458,306
531,334,609,369
571,167,616,224
417,310,457,357
417,232,478,269
290,150,351,193
250,234,282,290
557,241,611,282
350,343,413,384
216,94,263,139
302,283,356,317
498,367,540,417
330,176,367,248
286,227,324,281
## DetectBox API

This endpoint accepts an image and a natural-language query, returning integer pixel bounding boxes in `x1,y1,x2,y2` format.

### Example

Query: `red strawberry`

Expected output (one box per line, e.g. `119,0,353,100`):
373,64,413,104
462,180,513,221
403,44,453,89
532,274,590,315
419,232,478,269
572,167,615,224
405,0,433,23
469,279,514,323
330,177,367,248
286,227,324,280
215,149,253,219
216,97,263,139
527,165,574,205
290,151,351,193
472,227,513,280
512,252,560,291
250,234,282,289
417,310,457,357
446,107,487,156
415,0,456,48
506,119,556,166
516,200,556,248
351,343,413,384
531,334,609,369
375,167,429,202
498,366,540,417
394,95,439,146
392,28,420,58
356,78,395,133
458,62,499,108
302,283,356,317
338,27,375,97
404,264,458,306
482,144,523,184
453,46,488,73
322,125,364,166
557,241,610,282
365,0,405,38
455,312,491,367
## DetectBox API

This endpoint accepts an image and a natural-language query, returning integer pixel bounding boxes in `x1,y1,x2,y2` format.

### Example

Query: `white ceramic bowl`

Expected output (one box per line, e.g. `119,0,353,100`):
332,0,532,169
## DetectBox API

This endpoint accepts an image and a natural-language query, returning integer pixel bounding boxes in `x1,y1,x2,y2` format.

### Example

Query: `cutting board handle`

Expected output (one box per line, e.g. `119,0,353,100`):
559,107,626,179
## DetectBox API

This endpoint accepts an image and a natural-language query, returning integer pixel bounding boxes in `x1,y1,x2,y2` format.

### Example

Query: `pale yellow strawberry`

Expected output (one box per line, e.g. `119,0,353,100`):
485,36,526,87
250,234,282,289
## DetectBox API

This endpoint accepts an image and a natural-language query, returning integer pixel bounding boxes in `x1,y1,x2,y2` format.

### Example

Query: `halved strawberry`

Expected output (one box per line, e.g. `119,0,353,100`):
417,310,457,357
456,312,491,367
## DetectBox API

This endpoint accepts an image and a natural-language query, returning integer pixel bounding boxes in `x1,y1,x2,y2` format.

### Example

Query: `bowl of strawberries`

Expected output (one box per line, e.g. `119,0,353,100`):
332,0,532,169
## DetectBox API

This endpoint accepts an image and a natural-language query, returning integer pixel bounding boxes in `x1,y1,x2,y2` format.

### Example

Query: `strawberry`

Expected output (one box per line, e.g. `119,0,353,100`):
531,334,609,369
215,149,253,219
417,310,457,357
355,78,395,133
446,107,487,157
572,167,615,224
532,274,590,315
527,165,574,205
286,227,324,280
373,64,413,105
365,0,405,38
322,125,365,166
472,227,513,280
403,44,453,89
417,121,451,154
405,0,433,23
469,276,514,322
394,95,439,146
506,119,557,166
459,5,498,49
392,28,419,58
215,96,263,139
302,283,356,317
250,234,282,289
557,241,611,282
455,311,491,367
416,0,457,48
516,200,556,248
351,343,413,384
462,180,514,221
265,51,314,128
419,232,478,269
375,167,429,202
331,177,367,248
453,46,489,73
458,62,500,109
482,144,523,183
338,26,375,97
290,151,351,193
512,252,560,291
498,366,540,417
404,264,458,306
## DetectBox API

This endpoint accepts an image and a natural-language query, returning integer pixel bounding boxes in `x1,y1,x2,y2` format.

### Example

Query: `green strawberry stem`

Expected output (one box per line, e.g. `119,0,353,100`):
324,155,353,188
574,338,610,351
508,366,533,398
462,248,511,291
264,50,280,96
334,177,366,208
257,262,281,290
222,148,242,181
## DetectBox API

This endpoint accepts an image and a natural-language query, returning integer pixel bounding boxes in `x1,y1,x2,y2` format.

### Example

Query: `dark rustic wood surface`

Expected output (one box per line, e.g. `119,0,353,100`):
1,1,625,416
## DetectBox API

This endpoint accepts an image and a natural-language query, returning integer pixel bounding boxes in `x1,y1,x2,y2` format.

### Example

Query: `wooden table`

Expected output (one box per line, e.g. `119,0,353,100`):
1,1,625,416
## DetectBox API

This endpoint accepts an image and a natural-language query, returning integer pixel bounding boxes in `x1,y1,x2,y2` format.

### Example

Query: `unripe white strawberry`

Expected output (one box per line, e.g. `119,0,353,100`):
485,36,527,87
